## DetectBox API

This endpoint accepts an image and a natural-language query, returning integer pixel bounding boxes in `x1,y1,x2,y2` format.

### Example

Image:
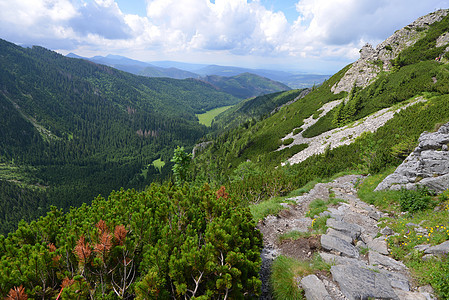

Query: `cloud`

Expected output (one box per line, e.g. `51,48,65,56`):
1,0,448,73
69,0,132,39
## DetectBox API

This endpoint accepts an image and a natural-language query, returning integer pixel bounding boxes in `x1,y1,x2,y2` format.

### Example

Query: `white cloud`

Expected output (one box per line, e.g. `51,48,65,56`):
1,0,449,73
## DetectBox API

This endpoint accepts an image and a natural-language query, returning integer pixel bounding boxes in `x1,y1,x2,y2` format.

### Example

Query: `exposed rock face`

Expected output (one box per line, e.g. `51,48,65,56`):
332,9,449,94
375,122,449,193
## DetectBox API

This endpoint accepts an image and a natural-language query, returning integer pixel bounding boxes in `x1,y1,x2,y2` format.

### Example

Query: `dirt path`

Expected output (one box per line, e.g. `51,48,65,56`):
257,175,435,300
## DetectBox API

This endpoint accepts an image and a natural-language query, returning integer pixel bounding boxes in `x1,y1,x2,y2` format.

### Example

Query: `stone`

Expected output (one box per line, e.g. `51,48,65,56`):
422,254,435,261
375,122,449,193
369,251,407,271
414,227,429,235
321,234,360,258
319,252,367,267
380,226,394,235
414,244,431,252
326,227,353,244
300,275,332,300
381,270,410,291
330,265,399,300
356,240,367,248
367,237,389,255
424,240,449,255
394,289,429,300
326,218,362,241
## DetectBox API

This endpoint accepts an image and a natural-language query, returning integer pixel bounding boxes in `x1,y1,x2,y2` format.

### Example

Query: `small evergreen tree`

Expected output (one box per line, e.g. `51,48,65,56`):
171,146,192,185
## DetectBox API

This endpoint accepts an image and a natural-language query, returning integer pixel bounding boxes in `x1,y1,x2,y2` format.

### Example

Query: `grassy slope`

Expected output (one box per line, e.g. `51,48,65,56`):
196,105,234,127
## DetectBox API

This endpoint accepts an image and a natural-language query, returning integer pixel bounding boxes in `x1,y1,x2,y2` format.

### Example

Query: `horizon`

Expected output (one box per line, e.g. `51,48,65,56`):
1,1,449,74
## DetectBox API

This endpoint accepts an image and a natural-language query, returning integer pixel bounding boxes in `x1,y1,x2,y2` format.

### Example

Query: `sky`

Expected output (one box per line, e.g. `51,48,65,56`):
1,0,448,74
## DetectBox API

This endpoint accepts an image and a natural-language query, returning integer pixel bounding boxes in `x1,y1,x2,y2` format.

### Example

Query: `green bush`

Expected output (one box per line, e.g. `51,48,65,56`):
399,187,432,212
282,138,294,146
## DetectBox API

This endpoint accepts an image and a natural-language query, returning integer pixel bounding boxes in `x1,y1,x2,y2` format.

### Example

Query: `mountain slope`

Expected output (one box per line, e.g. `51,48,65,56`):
203,73,290,99
0,38,240,233
192,9,449,198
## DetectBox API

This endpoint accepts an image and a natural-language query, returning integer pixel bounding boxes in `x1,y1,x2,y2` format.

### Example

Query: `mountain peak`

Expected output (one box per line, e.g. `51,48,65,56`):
331,9,449,94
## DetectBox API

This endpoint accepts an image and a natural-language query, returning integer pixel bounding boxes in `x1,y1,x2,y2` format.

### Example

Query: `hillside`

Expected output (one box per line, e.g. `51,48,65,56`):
201,73,289,99
0,38,241,233
210,88,310,131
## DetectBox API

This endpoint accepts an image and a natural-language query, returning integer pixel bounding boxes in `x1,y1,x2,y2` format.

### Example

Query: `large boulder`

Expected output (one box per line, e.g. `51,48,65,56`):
375,122,449,193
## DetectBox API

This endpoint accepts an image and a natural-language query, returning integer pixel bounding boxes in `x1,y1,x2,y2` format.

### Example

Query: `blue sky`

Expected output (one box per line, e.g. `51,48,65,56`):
1,0,449,74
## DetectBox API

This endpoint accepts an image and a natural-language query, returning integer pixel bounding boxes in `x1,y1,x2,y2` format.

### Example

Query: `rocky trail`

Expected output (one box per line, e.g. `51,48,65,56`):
257,174,438,300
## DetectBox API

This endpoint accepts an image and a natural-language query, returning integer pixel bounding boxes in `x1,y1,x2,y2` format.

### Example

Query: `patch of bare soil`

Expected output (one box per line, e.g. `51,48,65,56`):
278,236,321,261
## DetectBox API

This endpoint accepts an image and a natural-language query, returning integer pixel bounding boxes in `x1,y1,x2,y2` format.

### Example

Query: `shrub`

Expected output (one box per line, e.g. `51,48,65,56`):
399,187,432,212
282,138,294,146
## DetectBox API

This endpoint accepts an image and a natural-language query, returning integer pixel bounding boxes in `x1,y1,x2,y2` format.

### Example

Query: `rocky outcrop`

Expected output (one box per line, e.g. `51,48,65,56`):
332,9,449,94
375,122,449,193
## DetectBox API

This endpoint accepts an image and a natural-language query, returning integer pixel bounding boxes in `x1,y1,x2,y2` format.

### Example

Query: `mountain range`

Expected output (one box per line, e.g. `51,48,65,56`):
66,53,329,89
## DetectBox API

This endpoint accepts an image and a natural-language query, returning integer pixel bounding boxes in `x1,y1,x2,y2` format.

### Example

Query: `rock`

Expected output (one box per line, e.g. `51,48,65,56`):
356,240,366,248
394,289,429,300
367,237,389,255
418,285,434,294
326,227,353,244
406,223,419,227
414,227,429,235
321,234,360,258
375,122,449,193
414,244,431,252
380,226,394,235
422,254,435,261
319,252,367,267
300,275,332,300
369,251,407,271
381,270,410,291
326,218,362,241
330,265,399,300
368,210,382,221
424,240,449,255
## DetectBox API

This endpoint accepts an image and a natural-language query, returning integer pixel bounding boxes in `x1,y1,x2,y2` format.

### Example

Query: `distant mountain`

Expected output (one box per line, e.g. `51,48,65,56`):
67,54,328,89
139,66,200,79
203,73,290,99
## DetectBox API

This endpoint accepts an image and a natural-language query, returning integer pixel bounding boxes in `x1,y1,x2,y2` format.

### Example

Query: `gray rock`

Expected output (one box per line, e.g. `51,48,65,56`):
321,234,360,258
319,252,367,267
424,240,449,255
356,240,367,248
326,227,353,244
326,218,362,241
422,254,435,261
414,227,428,235
414,244,431,252
368,210,382,221
380,226,394,236
300,275,332,300
330,265,399,300
381,270,410,291
367,237,389,255
394,289,429,300
369,251,407,271
375,122,449,193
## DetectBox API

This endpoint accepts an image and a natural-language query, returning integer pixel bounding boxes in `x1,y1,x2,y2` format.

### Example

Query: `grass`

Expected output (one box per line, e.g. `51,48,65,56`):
278,230,313,243
356,167,449,299
196,105,234,127
270,254,330,300
152,158,165,173
249,196,296,222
